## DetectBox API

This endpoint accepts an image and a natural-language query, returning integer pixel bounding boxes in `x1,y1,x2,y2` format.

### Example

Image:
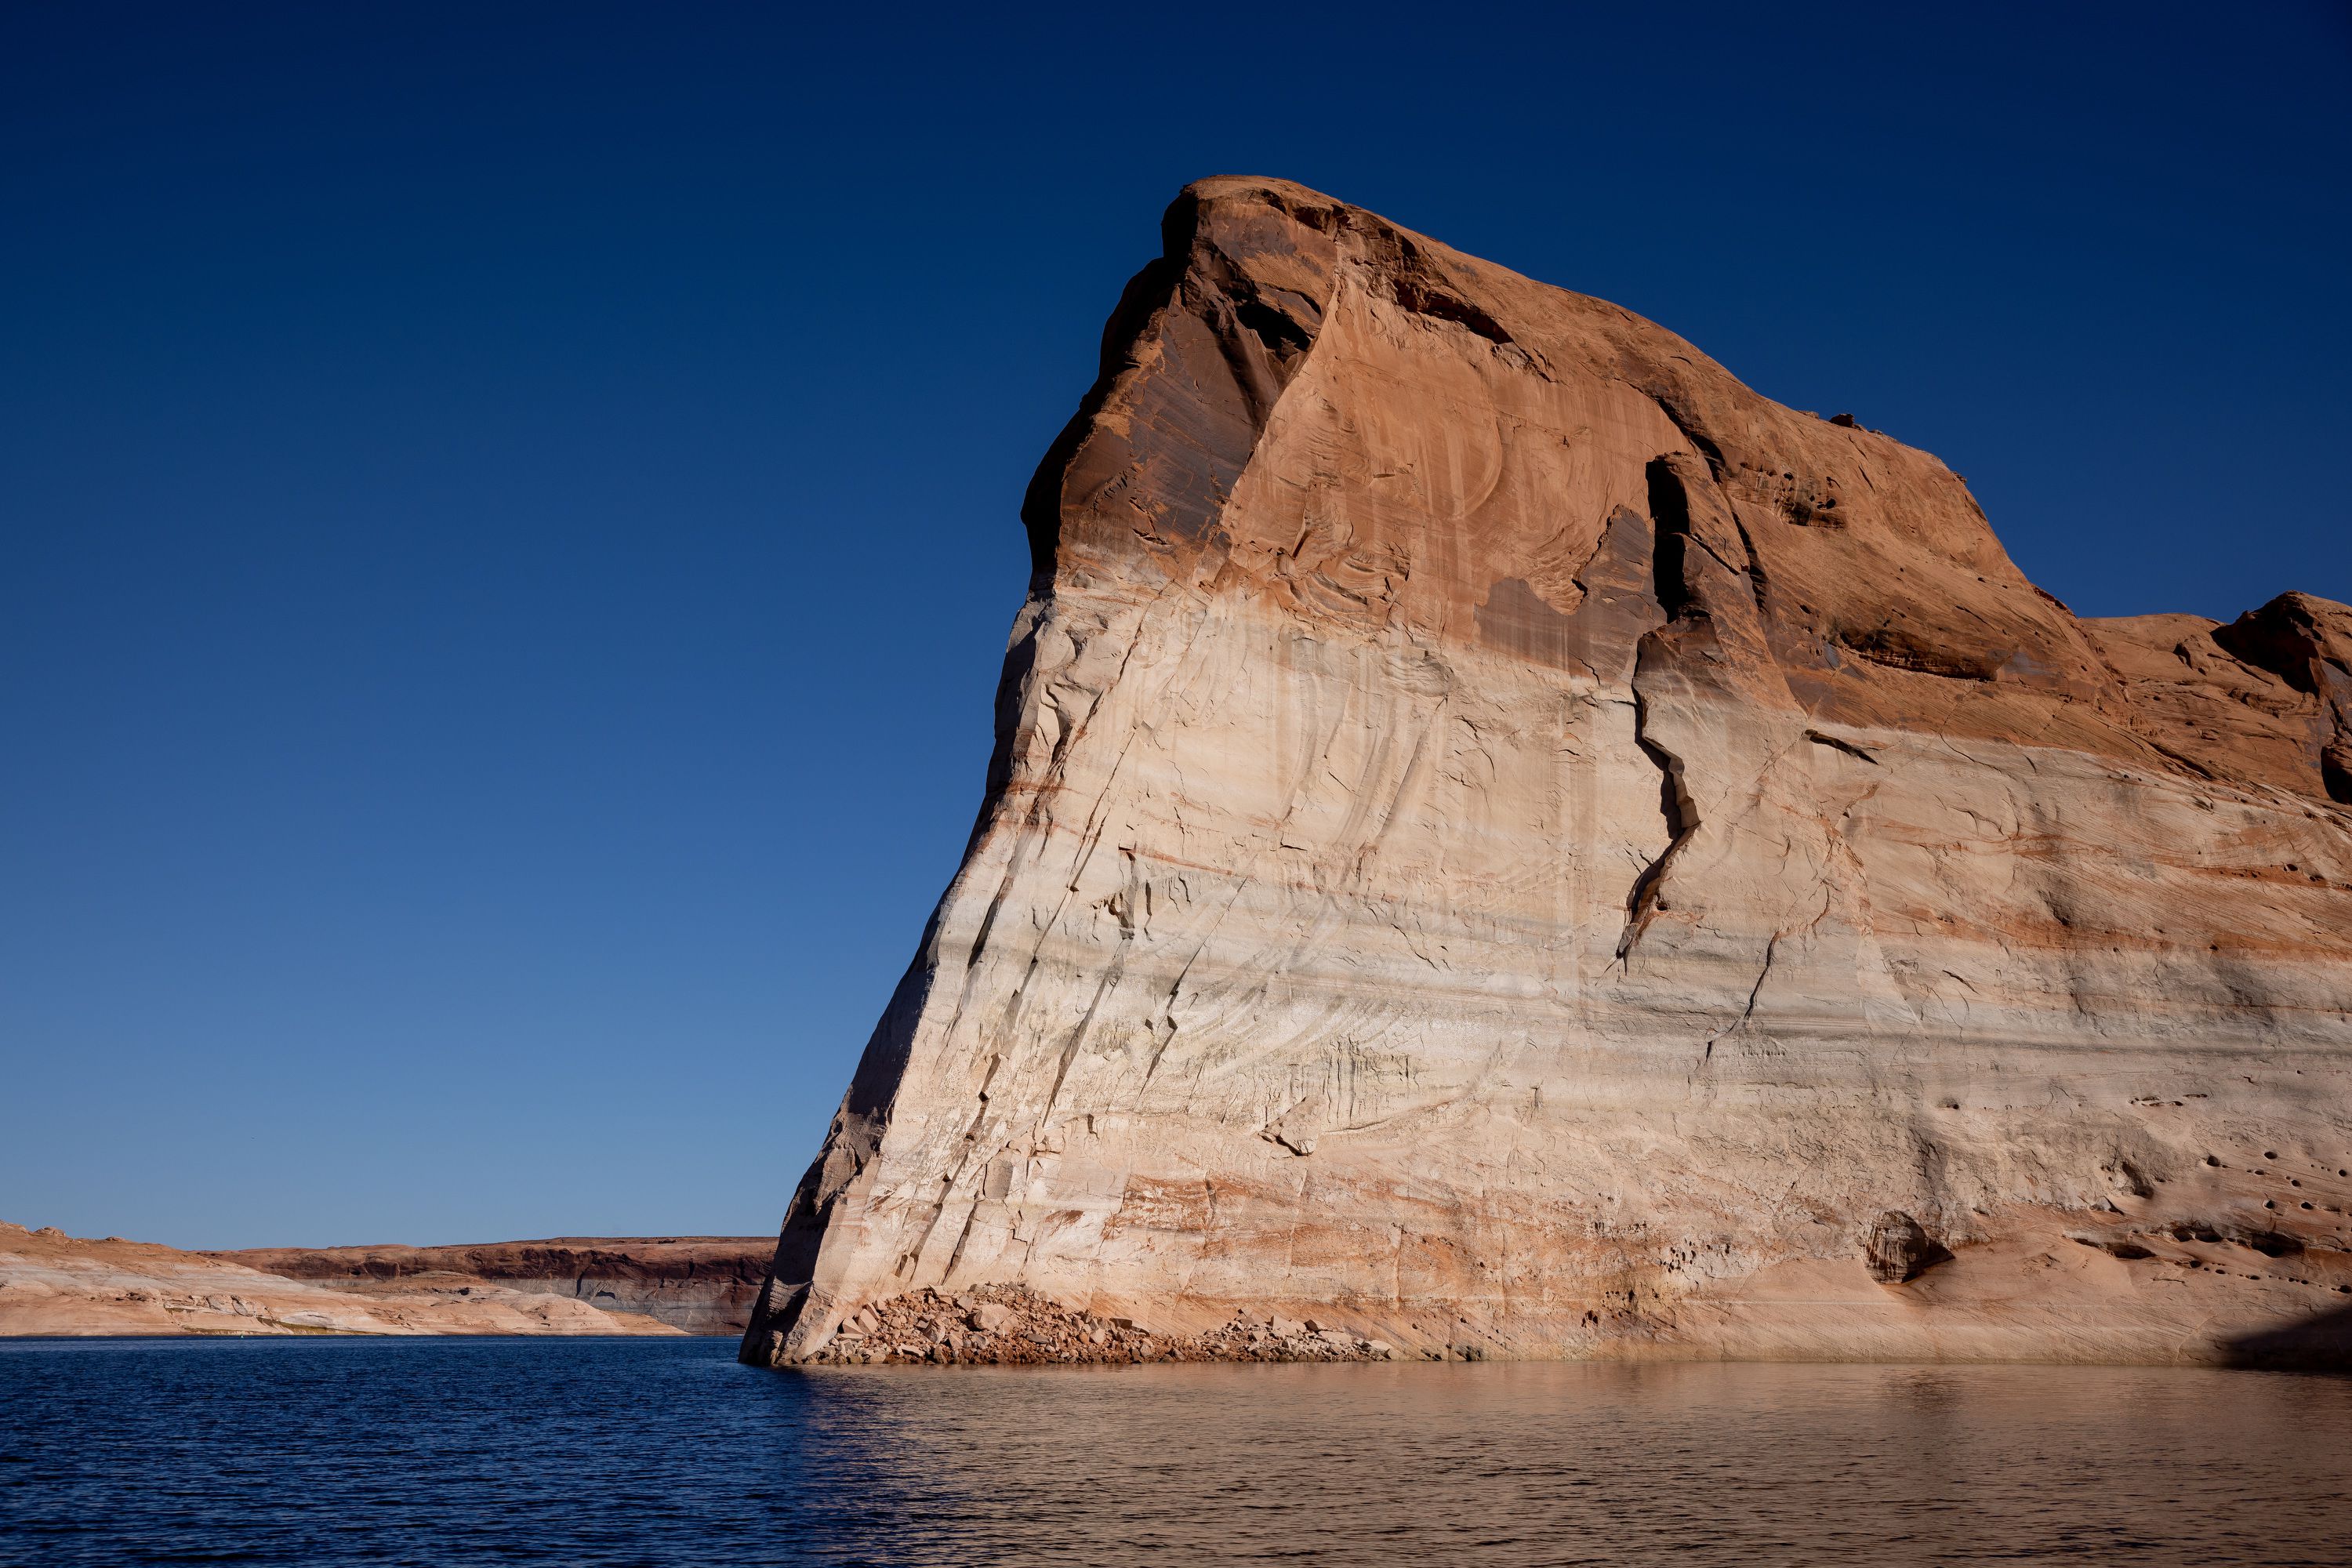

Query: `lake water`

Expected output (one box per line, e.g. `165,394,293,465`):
4,1338,2348,1566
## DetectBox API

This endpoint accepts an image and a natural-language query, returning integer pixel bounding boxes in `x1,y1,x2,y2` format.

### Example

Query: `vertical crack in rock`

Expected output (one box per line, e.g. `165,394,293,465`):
1617,458,1707,963
1617,700,1697,962
1645,455,1700,623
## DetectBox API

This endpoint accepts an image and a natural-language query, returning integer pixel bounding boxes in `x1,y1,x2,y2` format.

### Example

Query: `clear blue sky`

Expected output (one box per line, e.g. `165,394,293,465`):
5,5,2347,1249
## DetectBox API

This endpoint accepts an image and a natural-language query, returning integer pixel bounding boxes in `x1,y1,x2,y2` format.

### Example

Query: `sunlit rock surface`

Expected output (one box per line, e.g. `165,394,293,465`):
744,179,2352,1367
0,1224,686,1336
217,1237,768,1334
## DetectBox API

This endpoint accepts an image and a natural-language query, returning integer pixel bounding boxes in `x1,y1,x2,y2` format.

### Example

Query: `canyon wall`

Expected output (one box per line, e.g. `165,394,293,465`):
744,178,2352,1367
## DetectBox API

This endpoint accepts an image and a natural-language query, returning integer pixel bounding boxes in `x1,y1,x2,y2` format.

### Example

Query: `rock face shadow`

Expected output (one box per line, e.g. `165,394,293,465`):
2220,1301,2352,1372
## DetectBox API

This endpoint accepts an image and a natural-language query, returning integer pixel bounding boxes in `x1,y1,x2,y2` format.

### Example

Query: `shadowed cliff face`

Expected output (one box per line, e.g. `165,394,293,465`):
744,178,2352,1369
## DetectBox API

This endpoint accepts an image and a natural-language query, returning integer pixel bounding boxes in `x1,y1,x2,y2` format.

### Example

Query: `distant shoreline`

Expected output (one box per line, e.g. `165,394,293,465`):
0,1222,769,1338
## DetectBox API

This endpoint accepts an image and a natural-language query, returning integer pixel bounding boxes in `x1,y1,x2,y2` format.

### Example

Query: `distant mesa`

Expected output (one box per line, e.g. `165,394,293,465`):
215,1237,770,1337
736,177,2352,1369
0,1222,769,1337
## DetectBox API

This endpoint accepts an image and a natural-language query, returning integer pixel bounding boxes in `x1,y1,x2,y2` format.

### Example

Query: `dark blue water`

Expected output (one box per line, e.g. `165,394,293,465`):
5,1338,2349,1566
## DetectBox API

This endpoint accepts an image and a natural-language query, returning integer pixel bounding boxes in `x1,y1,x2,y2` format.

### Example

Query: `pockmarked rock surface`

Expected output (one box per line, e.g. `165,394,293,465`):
0,1224,732,1337
743,178,2352,1369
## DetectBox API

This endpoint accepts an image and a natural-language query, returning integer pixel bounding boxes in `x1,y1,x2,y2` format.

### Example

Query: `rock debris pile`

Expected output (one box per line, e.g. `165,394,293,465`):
803,1284,1400,1366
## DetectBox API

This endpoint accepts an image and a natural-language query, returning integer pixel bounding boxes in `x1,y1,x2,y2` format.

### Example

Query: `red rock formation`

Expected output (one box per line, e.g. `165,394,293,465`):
743,179,2352,1367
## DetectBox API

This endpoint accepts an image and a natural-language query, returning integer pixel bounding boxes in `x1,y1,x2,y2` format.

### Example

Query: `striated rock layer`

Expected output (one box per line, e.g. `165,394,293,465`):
0,1224,684,1337
216,1237,770,1334
744,178,2352,1369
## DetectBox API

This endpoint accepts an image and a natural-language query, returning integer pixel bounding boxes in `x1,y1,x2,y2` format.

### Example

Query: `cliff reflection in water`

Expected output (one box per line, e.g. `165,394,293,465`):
777,1359,2347,1565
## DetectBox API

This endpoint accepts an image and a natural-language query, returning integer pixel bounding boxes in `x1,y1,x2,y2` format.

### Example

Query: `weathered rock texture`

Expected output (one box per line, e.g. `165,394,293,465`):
218,1237,769,1334
796,1283,1400,1367
743,178,2352,1370
0,1224,683,1337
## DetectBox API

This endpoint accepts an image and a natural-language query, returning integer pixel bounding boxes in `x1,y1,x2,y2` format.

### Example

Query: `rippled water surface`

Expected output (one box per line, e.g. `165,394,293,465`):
5,1338,2350,1565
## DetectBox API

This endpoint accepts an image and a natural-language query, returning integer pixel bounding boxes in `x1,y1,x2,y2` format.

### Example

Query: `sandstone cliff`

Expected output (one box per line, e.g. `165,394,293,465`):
743,178,2352,1368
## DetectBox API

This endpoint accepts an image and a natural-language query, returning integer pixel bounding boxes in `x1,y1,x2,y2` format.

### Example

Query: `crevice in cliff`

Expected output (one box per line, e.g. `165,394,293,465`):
1646,453,1760,614
1646,460,1697,622
1806,731,1879,764
1617,680,1699,963
1615,458,1719,964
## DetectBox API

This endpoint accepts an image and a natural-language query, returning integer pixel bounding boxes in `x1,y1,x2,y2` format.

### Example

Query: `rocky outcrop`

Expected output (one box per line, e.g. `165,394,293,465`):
217,1237,770,1334
1861,1212,1943,1285
0,1224,682,1336
742,178,2352,1369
